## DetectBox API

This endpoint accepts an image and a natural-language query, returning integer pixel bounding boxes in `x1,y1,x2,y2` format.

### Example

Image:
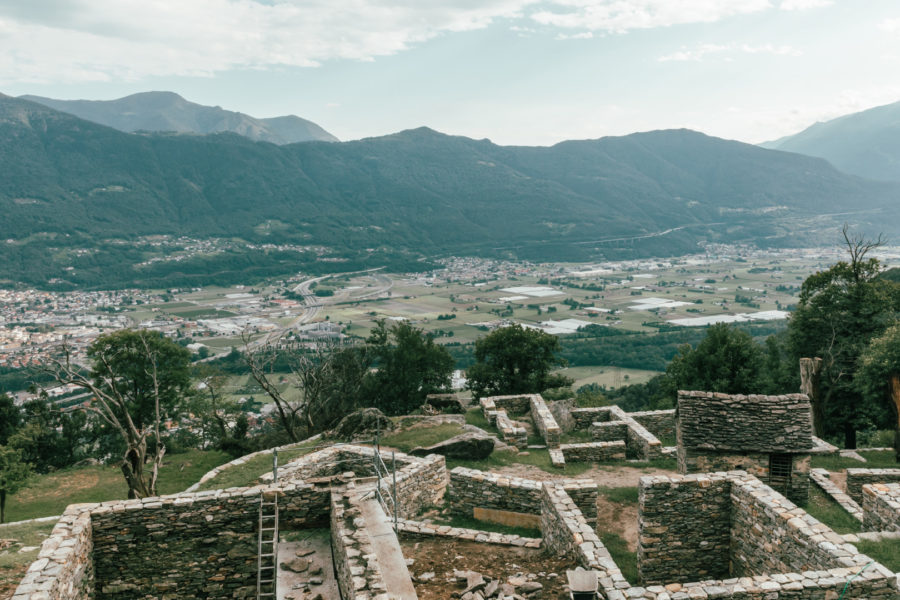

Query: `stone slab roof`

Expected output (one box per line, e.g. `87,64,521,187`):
677,391,813,453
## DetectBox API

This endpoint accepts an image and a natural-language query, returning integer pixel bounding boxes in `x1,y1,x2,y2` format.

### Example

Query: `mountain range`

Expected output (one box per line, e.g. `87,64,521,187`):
1,93,898,288
762,101,900,182
20,91,338,145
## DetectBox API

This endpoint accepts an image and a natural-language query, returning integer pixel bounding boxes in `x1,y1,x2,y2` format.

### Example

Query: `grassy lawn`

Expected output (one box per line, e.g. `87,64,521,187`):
446,449,594,477
429,511,541,539
5,449,230,522
600,531,638,584
599,486,639,504
0,521,56,597
811,451,899,471
856,539,900,573
196,442,321,491
380,423,466,453
803,486,862,534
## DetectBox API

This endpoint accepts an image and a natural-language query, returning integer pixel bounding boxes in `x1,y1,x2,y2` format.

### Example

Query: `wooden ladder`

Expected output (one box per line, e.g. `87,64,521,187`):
257,496,279,599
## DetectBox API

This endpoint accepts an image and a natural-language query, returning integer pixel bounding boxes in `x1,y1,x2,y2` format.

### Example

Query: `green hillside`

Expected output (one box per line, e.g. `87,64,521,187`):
1,95,898,288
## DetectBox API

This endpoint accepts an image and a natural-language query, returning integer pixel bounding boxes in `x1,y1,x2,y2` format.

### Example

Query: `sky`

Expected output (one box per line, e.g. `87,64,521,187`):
1,0,899,146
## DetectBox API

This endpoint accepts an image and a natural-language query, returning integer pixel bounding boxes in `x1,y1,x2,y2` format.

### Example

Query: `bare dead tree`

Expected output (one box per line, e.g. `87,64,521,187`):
42,337,167,499
842,223,885,283
243,334,369,441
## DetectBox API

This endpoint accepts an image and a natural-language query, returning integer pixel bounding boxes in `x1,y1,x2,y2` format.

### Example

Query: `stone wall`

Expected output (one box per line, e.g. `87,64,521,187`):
539,482,628,595
862,482,900,532
590,421,629,442
11,505,93,600
570,407,615,429
637,473,733,585
629,409,675,442
385,452,447,518
530,395,561,448
846,468,900,505
495,411,528,449
625,421,664,460
677,391,813,452
677,449,811,505
330,486,391,600
90,483,331,599
559,440,626,463
730,475,867,577
447,467,598,521
632,471,897,600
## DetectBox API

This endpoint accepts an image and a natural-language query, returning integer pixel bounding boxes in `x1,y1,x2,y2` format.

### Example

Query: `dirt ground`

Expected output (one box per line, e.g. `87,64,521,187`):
401,537,572,600
828,470,847,491
0,565,27,600
595,495,639,551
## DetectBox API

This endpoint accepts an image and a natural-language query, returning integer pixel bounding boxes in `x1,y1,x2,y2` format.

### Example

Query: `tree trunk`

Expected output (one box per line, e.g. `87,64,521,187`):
889,374,900,462
799,357,824,437
844,424,857,450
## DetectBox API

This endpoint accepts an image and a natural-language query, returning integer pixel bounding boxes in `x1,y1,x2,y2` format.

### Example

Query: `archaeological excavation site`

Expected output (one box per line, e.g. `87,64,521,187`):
12,391,900,600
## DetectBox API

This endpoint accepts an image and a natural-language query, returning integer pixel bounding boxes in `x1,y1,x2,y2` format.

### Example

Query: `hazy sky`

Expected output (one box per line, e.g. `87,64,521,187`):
1,0,899,145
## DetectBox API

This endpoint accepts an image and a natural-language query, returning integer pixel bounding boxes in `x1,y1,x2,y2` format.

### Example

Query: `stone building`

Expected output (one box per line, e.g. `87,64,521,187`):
676,391,816,504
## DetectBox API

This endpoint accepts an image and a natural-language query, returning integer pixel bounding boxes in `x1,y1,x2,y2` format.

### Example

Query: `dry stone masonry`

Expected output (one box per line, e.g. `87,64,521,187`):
809,468,863,522
559,440,626,463
677,391,817,504
845,468,900,505
568,405,665,461
862,482,900,532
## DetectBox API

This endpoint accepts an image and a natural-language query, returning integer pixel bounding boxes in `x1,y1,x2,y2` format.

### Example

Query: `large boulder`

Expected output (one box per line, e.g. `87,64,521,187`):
409,431,494,459
423,393,466,414
329,408,394,441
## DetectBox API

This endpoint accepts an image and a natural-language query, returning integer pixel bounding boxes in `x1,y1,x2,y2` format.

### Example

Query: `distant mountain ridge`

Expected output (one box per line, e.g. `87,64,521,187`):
20,91,338,144
1,94,899,288
761,101,900,181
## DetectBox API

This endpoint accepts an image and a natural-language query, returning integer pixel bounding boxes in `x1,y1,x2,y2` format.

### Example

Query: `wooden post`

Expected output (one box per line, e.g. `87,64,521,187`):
890,375,900,463
800,357,824,437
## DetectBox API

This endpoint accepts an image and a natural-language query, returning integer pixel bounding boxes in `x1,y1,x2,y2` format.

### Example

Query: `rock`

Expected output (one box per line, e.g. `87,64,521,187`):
424,393,466,414
462,572,487,595
329,408,394,440
309,576,323,585
519,582,543,594
410,431,495,459
310,565,323,575
484,579,500,597
281,557,309,573
418,572,436,582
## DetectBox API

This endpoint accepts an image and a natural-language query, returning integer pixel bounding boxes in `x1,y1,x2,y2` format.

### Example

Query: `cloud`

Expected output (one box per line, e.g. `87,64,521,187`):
555,31,594,40
531,0,772,33
0,0,535,84
658,42,800,62
779,0,832,10
879,18,900,34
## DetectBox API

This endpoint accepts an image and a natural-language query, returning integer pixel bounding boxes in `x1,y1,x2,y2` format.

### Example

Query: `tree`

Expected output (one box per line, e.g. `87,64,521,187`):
789,227,900,448
0,445,31,523
857,323,900,460
0,394,20,446
362,321,455,415
466,324,569,398
664,323,766,397
246,337,371,441
189,364,249,457
9,397,93,472
46,330,192,498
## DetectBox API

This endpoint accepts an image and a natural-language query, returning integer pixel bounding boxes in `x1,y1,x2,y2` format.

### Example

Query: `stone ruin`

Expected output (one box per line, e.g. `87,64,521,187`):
13,391,900,600
676,391,827,504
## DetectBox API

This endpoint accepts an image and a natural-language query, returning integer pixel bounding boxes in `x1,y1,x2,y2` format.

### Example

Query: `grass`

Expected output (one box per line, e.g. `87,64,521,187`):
380,423,466,453
599,531,638,584
5,449,230,522
196,442,321,491
560,429,593,444
599,486,639,505
447,448,594,477
856,539,900,572
430,512,541,539
811,450,899,471
0,521,56,595
803,485,862,534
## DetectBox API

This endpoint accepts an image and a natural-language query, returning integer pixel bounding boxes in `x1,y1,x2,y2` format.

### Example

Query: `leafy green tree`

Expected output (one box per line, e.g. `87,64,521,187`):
789,228,900,448
857,323,900,460
9,397,93,472
467,324,569,398
664,323,766,396
363,321,455,415
0,445,31,523
189,364,248,456
0,394,20,446
47,330,192,498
